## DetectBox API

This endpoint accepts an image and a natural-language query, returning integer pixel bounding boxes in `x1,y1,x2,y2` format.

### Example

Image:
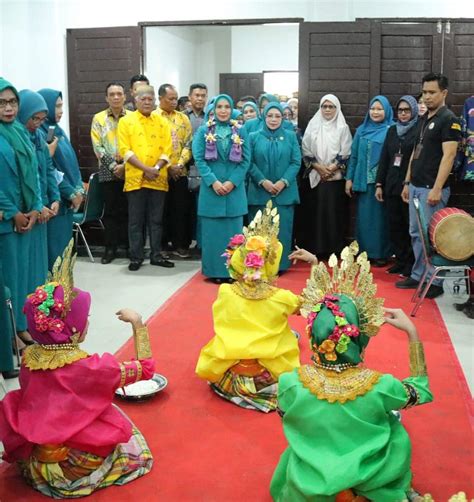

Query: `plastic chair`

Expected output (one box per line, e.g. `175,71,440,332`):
73,172,104,262
410,197,473,316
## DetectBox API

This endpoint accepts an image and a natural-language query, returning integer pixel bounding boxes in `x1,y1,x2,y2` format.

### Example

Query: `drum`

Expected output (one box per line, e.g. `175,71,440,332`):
429,207,474,261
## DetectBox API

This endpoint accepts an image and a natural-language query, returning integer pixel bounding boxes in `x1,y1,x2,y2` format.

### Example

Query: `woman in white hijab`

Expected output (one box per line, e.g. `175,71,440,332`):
295,94,352,256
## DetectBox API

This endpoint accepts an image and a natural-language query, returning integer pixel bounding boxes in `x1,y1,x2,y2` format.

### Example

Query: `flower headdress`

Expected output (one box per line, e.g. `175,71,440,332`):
24,240,90,346
222,201,281,298
300,242,384,366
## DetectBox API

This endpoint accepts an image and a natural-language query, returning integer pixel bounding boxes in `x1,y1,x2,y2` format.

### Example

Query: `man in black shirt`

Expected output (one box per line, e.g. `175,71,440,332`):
396,73,461,298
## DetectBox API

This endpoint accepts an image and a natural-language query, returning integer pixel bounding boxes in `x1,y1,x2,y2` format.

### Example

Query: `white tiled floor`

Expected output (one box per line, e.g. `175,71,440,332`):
2,258,473,396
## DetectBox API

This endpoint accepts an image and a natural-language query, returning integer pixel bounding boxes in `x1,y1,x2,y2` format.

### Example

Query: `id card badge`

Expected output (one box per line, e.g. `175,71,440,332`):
413,143,423,160
393,153,403,167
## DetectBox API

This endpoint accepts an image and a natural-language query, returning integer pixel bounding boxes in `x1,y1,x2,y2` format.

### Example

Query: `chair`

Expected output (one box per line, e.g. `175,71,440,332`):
73,172,105,263
410,197,473,316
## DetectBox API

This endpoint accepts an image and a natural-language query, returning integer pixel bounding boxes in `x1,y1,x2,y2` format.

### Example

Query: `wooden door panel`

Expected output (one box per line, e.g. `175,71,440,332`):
219,73,263,102
66,26,141,170
299,21,373,132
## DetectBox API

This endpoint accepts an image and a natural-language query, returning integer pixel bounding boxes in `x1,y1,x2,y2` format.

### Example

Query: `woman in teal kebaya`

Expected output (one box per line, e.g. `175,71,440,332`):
18,90,60,292
248,103,301,271
0,78,43,351
192,94,250,281
37,88,83,269
345,96,394,263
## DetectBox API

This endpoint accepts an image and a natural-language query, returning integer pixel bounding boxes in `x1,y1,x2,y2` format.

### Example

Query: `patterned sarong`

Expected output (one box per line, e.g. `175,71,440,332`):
20,427,153,499
210,369,278,413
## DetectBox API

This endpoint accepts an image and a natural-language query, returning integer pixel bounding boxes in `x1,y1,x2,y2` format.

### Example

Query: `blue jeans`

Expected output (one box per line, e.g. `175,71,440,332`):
408,184,450,286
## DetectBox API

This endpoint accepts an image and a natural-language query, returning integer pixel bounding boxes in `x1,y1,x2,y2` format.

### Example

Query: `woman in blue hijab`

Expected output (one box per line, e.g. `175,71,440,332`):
375,95,419,276
192,94,250,282
346,96,394,264
242,102,259,123
37,88,84,268
0,78,43,369
18,90,61,291
243,94,294,135
248,103,301,271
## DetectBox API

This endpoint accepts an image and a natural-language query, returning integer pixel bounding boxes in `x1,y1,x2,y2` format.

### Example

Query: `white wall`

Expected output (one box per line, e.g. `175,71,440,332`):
231,24,299,73
1,0,470,132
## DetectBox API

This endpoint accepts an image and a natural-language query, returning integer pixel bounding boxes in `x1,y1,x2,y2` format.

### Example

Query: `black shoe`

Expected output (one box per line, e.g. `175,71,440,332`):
101,248,116,265
2,369,20,379
128,261,142,271
150,259,175,268
454,298,473,311
387,264,404,274
463,302,474,319
425,285,444,299
395,277,419,289
371,259,388,267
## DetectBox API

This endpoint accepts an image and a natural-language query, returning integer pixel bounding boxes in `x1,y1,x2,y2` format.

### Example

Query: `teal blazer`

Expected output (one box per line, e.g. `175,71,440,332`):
247,129,301,206
192,124,250,218
0,136,42,235
30,132,60,206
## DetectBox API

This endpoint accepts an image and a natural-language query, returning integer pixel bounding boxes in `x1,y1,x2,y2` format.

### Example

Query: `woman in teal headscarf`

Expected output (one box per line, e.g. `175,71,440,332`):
0,78,43,364
18,90,61,292
345,96,394,264
192,94,250,282
242,101,259,123
243,94,294,135
248,102,301,271
37,88,84,268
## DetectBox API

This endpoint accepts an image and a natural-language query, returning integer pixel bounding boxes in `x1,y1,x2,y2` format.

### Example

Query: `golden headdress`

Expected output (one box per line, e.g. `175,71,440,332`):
47,239,77,316
224,201,282,299
301,241,384,337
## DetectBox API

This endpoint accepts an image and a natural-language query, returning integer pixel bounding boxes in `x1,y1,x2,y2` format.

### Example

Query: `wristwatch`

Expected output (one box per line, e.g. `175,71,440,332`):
403,181,410,186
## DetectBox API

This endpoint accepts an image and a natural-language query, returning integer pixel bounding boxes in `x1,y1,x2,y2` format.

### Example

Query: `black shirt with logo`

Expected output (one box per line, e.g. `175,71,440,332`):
411,106,461,188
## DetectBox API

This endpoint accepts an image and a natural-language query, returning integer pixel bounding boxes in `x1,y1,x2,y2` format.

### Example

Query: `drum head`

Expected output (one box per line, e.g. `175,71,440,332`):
433,214,474,261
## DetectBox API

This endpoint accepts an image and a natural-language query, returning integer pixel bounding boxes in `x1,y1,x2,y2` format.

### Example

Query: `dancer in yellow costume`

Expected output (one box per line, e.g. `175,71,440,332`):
195,202,301,412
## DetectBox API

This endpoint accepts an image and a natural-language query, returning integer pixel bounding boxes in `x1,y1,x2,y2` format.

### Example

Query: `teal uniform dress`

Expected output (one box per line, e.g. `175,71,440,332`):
346,96,394,260
192,94,250,279
37,89,83,269
18,90,60,291
0,79,43,333
0,263,14,372
248,103,301,271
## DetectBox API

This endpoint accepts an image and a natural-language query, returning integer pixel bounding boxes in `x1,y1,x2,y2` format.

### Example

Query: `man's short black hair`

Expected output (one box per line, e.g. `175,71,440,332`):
178,96,189,107
130,74,149,88
158,84,175,97
105,82,124,95
238,95,257,104
422,72,449,90
188,83,208,95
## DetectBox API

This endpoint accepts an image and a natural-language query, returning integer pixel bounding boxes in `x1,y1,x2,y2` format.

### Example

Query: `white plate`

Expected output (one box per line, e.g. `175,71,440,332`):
115,373,168,401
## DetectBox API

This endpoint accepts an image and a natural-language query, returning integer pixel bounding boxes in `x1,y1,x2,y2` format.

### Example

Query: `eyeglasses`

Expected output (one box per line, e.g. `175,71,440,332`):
397,108,411,114
31,115,46,124
0,98,19,109
321,105,336,110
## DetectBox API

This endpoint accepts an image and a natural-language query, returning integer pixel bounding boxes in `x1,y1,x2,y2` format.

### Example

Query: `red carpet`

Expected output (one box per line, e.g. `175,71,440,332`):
0,264,472,501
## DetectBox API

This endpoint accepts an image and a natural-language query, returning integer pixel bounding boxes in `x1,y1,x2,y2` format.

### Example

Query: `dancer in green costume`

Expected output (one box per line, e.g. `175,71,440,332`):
270,243,433,502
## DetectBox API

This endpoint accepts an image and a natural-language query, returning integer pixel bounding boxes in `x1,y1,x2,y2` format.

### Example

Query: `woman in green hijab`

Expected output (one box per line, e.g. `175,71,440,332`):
18,89,61,292
271,244,432,502
248,102,301,271
0,78,43,370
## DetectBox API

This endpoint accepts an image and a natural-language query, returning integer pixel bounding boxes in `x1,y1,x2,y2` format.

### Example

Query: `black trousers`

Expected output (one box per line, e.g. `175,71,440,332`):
163,176,192,250
127,188,166,262
101,180,128,249
386,195,414,274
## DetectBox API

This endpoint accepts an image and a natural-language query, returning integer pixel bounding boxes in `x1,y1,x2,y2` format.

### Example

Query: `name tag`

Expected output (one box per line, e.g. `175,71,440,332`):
393,153,403,167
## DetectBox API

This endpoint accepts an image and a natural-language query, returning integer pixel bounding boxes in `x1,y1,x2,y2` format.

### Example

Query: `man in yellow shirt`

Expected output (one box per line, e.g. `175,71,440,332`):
118,85,174,271
156,84,193,258
90,82,130,264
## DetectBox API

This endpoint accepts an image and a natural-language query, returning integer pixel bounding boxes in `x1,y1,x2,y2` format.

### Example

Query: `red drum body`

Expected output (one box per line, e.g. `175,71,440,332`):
429,207,474,261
